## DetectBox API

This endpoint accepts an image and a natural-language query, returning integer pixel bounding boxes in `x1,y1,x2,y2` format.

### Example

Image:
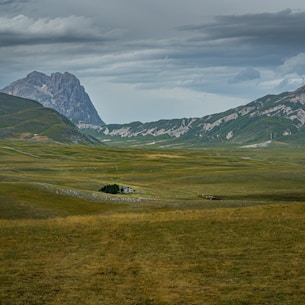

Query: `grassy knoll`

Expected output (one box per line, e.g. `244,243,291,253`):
1,141,305,304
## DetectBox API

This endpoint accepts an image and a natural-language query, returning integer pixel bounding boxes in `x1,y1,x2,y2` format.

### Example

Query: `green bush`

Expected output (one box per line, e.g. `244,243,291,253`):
99,184,120,194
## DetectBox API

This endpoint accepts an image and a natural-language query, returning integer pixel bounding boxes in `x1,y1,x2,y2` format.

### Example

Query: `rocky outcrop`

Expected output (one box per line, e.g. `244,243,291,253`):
1,71,105,126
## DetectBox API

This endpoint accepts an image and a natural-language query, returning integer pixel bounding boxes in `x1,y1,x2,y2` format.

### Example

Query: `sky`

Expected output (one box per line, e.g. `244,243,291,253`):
1,1,305,123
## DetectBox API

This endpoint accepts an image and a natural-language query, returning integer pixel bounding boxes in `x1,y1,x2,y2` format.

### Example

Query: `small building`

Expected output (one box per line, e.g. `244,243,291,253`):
120,186,135,194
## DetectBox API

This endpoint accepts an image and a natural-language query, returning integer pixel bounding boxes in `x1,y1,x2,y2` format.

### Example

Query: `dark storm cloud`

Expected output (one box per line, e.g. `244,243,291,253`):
171,9,305,76
179,9,305,48
0,15,121,47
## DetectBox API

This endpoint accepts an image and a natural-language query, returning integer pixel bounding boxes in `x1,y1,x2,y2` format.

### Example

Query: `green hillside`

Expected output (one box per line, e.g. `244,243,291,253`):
0,93,100,144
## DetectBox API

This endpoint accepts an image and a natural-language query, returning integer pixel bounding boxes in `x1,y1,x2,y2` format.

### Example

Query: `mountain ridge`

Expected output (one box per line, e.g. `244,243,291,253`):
85,85,305,146
2,71,305,147
1,71,105,126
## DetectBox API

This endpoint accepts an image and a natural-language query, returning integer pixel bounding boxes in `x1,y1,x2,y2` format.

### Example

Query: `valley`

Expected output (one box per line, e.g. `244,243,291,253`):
3,1,305,303
1,141,305,304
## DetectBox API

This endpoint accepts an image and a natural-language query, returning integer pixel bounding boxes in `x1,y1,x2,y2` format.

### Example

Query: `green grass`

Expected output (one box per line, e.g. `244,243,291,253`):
1,141,305,304
0,93,97,144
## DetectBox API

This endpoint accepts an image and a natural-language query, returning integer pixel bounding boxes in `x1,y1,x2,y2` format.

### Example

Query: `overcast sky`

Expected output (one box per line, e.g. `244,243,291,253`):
1,0,305,123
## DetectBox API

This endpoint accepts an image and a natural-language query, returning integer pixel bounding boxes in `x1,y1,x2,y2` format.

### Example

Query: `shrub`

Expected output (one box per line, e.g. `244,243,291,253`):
99,184,120,194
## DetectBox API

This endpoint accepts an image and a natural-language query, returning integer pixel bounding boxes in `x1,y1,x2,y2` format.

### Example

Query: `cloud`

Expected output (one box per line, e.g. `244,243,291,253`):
0,0,31,14
0,0,14,4
228,67,260,84
2,10,303,89
172,9,305,86
274,78,304,92
0,0,26,4
0,14,120,47
279,53,305,76
179,9,305,48
2,6,305,123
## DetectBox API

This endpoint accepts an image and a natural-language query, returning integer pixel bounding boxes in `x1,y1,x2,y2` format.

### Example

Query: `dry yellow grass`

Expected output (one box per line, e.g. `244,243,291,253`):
145,153,184,159
2,203,305,304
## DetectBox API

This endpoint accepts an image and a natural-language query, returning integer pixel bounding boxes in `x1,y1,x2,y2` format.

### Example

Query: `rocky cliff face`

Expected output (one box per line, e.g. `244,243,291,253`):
1,71,105,126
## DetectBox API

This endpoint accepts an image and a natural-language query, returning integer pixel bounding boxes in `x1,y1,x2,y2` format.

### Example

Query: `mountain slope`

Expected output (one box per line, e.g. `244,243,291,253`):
88,85,305,146
1,71,105,126
0,93,100,144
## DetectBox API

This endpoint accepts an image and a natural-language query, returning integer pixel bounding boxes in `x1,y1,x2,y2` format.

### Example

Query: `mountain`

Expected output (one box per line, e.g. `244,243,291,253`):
86,85,305,147
1,71,105,126
0,92,100,144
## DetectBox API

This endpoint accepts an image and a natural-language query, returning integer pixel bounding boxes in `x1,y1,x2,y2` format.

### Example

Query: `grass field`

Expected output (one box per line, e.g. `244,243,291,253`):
1,141,305,304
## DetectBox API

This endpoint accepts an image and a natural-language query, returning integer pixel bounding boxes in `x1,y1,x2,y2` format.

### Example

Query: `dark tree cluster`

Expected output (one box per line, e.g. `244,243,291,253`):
99,184,120,194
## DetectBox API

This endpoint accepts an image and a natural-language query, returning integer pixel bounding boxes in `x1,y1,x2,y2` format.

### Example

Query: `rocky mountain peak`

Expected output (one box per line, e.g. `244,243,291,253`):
50,72,79,85
1,71,105,126
27,71,44,78
25,71,50,86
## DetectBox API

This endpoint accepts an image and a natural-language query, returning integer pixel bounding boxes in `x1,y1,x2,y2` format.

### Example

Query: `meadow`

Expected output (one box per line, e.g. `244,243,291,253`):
1,141,305,304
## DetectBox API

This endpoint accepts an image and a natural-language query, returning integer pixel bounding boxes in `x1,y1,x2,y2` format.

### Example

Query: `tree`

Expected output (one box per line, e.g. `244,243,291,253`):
99,184,120,194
